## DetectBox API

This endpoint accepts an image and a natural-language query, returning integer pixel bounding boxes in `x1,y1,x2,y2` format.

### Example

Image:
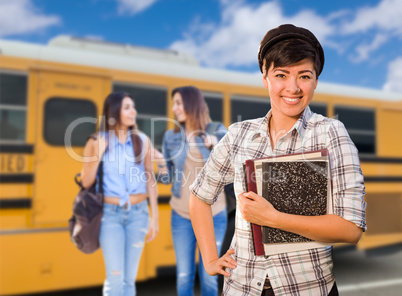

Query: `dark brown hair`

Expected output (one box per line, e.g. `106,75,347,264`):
100,91,142,164
172,86,211,134
262,38,322,78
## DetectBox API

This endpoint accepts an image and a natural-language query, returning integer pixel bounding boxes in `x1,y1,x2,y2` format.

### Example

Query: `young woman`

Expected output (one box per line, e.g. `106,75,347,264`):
189,24,366,296
80,91,159,296
154,86,228,296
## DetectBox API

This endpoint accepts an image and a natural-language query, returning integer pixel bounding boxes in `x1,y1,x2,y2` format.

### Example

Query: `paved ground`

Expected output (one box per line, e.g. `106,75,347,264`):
33,244,402,296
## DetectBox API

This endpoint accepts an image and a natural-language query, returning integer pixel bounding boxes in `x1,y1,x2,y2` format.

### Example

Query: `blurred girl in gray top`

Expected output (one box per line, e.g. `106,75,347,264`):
154,86,227,296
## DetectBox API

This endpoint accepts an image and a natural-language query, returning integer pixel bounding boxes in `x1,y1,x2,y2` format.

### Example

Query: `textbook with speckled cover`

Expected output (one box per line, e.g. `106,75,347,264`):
261,160,329,244
245,149,333,256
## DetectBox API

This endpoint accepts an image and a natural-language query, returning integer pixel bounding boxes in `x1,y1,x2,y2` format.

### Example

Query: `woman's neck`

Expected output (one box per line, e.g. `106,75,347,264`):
114,126,129,144
269,114,297,147
184,123,195,135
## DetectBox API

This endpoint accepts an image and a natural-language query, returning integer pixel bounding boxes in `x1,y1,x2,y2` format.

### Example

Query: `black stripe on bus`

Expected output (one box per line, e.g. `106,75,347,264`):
364,176,402,182
158,196,170,204
0,198,32,209
0,144,34,154
0,227,67,235
360,156,402,163
0,174,34,183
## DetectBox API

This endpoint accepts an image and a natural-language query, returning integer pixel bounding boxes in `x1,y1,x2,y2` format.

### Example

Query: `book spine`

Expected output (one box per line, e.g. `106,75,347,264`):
245,160,265,256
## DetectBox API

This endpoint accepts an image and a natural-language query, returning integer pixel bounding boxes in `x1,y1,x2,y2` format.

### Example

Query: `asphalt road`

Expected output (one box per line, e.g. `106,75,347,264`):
333,245,402,296
135,244,402,296
34,244,402,296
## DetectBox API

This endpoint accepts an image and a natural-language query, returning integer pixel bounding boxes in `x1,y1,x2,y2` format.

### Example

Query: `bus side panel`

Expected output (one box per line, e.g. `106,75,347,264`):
377,108,402,157
32,70,109,225
140,203,175,280
0,231,105,295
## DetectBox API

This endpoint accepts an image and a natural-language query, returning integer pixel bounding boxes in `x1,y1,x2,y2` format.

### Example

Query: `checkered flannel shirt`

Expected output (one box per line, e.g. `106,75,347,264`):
190,106,366,296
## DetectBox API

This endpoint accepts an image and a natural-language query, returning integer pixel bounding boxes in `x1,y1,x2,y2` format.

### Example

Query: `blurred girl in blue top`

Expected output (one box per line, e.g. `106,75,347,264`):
81,91,159,296
154,86,227,296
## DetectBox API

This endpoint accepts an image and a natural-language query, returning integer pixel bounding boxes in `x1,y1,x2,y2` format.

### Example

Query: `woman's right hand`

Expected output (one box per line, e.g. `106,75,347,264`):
205,249,237,277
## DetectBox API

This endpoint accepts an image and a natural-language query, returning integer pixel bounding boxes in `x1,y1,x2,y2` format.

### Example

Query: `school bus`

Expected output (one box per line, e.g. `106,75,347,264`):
0,35,401,295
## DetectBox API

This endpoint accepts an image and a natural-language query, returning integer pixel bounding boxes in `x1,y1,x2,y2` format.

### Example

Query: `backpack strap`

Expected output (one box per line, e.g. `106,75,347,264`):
88,133,98,141
98,161,104,196
75,133,104,196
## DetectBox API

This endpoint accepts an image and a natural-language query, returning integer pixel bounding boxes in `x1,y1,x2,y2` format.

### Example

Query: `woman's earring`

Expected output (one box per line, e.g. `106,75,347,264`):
108,118,116,125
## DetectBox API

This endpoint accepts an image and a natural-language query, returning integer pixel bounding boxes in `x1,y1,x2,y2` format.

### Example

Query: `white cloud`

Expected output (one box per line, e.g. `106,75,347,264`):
341,0,402,34
350,33,388,63
83,35,105,41
169,1,334,69
383,57,402,92
0,0,60,37
339,0,402,73
116,0,158,15
167,0,401,92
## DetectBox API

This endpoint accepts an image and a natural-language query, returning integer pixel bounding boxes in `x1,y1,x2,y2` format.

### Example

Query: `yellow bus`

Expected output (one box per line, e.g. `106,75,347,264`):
0,35,401,295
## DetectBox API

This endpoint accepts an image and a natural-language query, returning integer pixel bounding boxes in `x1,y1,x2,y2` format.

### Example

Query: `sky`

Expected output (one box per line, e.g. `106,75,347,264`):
1,0,402,94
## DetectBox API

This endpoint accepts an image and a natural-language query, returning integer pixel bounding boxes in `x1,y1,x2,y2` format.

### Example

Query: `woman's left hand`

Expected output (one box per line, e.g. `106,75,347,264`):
146,216,159,242
204,134,218,149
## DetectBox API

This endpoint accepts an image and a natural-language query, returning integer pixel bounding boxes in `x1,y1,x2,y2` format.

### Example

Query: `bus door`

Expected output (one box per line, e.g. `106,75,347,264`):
33,69,110,225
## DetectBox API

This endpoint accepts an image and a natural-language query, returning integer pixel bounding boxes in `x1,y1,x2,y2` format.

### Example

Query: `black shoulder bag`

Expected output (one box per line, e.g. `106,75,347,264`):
68,135,104,254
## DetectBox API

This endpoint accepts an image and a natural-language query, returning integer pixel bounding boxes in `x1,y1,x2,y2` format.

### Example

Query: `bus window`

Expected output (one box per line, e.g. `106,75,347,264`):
203,92,223,122
0,72,27,143
44,98,97,146
113,83,167,149
231,95,271,123
309,103,327,117
334,106,375,154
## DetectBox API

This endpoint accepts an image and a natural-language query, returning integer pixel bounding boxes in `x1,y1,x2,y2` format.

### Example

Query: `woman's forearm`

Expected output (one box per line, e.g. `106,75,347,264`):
274,212,363,244
145,139,159,218
240,192,363,245
189,194,218,265
147,176,158,218
81,159,101,188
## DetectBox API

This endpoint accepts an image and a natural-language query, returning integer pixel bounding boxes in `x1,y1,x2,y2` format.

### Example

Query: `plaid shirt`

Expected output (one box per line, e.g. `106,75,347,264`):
190,106,366,296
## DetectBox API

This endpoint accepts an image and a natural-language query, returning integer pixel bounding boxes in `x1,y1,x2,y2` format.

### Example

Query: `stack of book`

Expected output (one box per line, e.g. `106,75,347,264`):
243,149,333,256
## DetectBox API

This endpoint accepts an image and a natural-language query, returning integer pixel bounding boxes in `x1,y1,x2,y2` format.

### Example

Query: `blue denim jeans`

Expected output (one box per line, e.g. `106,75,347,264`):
171,209,227,296
99,201,149,296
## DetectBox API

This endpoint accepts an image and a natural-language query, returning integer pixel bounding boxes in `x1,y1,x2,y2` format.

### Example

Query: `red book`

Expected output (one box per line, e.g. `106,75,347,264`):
244,161,265,255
